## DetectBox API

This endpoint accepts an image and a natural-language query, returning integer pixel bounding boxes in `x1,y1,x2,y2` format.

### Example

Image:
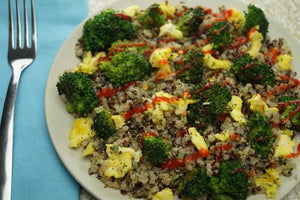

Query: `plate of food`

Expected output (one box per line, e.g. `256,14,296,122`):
45,0,300,199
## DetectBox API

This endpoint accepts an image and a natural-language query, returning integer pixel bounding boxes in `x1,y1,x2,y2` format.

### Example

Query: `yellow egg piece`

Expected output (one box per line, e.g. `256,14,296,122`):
150,48,172,74
274,134,295,157
123,5,139,17
159,23,183,40
202,44,213,52
153,91,173,111
111,115,125,129
247,94,267,113
248,94,278,114
152,188,174,200
248,28,263,58
174,98,195,115
153,91,174,99
215,130,230,142
227,8,245,28
188,127,208,150
277,54,293,71
82,142,95,157
76,51,106,74
150,107,166,125
69,117,95,148
228,96,246,124
159,3,175,18
283,129,293,137
203,54,232,70
103,145,142,178
255,168,280,198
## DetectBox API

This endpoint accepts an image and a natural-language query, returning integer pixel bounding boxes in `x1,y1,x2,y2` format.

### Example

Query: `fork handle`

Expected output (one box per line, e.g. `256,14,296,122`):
0,68,22,200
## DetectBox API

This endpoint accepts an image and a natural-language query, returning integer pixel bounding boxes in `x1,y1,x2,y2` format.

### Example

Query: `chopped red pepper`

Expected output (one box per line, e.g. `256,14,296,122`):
231,134,240,141
176,59,185,65
96,81,137,98
264,47,281,64
213,143,233,151
203,8,212,14
155,72,170,82
247,27,257,38
287,144,300,158
222,9,233,19
231,36,248,48
161,149,210,170
115,13,131,21
97,57,109,62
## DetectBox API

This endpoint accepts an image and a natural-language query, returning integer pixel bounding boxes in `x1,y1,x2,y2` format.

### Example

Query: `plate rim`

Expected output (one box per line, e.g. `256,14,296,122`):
44,0,300,199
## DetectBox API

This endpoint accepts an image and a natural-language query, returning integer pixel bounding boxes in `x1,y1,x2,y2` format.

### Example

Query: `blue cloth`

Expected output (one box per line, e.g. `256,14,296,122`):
0,0,88,199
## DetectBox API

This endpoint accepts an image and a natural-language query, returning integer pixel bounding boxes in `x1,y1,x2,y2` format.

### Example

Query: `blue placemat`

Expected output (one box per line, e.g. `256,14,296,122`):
0,0,88,199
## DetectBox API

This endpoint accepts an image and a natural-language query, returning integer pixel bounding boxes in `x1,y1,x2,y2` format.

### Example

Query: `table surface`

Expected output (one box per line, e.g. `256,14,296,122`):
80,0,300,199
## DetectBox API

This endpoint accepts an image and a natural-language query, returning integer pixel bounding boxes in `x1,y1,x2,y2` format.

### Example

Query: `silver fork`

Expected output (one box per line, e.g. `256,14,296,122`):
0,0,36,199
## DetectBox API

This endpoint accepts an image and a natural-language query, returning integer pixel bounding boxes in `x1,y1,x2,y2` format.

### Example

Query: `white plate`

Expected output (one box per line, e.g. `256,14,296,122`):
44,0,300,199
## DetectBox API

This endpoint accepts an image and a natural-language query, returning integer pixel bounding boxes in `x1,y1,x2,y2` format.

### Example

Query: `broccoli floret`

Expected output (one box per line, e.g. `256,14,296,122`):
209,160,248,200
231,54,275,86
100,51,151,87
178,168,209,199
81,9,137,52
176,8,205,36
108,40,150,56
279,96,300,129
56,72,98,115
143,136,171,166
242,5,269,39
175,48,204,84
248,114,275,158
93,110,116,140
278,96,294,103
208,21,232,50
138,4,166,28
187,84,232,127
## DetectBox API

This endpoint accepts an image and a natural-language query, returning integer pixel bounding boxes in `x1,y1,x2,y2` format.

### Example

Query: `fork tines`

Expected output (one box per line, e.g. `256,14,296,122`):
8,0,36,50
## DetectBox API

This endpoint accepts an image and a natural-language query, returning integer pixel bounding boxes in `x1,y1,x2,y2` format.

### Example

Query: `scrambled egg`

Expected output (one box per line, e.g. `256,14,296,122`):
123,5,139,17
227,8,245,28
159,23,183,40
149,91,173,125
173,98,195,115
149,91,194,125
277,54,293,71
283,129,293,137
152,188,174,200
188,127,208,150
248,27,263,58
255,168,280,198
150,48,172,75
151,107,166,125
274,134,295,157
201,44,232,69
215,130,230,142
159,3,175,18
103,145,142,178
203,54,232,70
111,115,125,129
228,96,246,124
247,94,278,114
202,44,213,52
76,51,106,74
69,117,96,148
153,91,174,111
82,142,94,157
